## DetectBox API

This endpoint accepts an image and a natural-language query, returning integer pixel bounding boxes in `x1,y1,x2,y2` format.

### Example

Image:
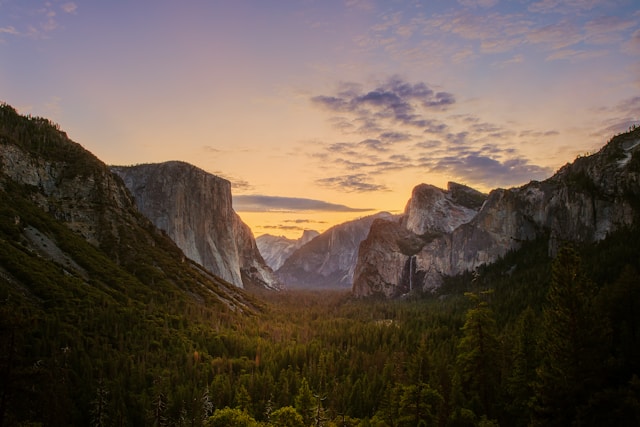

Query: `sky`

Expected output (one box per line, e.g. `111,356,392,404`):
2,0,639,239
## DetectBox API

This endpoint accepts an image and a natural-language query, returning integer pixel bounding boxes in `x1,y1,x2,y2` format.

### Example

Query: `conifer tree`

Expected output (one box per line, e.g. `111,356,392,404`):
533,246,608,426
505,306,538,426
456,289,501,419
234,384,252,414
295,378,314,426
397,382,442,427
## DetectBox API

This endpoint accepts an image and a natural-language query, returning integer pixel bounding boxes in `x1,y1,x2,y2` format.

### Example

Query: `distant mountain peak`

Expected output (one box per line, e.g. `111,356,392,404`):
256,229,320,271
276,211,396,289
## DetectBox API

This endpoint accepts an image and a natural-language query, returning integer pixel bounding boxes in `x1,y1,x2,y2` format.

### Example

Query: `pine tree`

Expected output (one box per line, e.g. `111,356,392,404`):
505,306,538,426
455,289,501,419
533,246,608,426
295,378,314,426
234,384,252,414
397,382,442,427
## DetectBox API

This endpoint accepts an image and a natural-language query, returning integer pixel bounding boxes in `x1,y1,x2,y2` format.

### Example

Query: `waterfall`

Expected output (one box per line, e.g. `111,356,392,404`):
409,255,414,292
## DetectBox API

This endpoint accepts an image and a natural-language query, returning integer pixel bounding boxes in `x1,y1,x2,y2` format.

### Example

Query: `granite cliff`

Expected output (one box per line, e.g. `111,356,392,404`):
277,212,394,288
112,162,280,290
353,128,640,297
0,103,253,311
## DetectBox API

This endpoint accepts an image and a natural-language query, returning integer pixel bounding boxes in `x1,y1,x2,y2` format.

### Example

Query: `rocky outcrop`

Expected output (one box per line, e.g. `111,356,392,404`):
353,129,640,297
404,182,485,235
0,127,137,247
112,162,280,290
256,230,319,271
277,212,395,288
353,183,486,298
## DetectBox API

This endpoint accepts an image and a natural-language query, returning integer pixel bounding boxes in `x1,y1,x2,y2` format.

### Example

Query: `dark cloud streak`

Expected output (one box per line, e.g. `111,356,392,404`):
430,154,553,188
233,195,372,212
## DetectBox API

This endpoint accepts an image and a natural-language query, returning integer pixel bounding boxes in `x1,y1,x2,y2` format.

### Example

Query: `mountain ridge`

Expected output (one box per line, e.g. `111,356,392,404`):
256,229,320,271
353,126,640,297
276,211,395,288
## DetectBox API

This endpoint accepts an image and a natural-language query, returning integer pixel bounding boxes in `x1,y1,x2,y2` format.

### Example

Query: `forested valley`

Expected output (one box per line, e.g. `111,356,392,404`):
1,105,640,426
2,228,640,426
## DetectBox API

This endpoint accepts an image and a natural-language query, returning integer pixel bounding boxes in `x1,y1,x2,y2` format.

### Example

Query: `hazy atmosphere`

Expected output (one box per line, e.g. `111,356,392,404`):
2,0,639,237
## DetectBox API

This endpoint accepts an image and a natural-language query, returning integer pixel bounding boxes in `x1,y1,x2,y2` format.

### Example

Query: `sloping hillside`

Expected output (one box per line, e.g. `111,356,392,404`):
0,103,258,425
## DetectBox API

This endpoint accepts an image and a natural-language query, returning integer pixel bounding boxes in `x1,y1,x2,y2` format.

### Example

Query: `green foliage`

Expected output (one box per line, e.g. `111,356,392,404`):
2,103,640,426
456,290,501,419
533,246,609,425
504,306,538,426
294,378,314,426
397,382,442,426
205,407,258,427
269,406,304,427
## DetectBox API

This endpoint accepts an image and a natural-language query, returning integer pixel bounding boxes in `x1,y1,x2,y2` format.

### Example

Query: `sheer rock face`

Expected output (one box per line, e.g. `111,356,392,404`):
277,212,395,289
353,129,640,297
112,162,280,290
256,230,320,271
351,218,420,298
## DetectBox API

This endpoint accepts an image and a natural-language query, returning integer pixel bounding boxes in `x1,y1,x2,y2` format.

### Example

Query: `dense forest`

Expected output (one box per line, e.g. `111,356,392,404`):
1,105,640,426
3,221,640,426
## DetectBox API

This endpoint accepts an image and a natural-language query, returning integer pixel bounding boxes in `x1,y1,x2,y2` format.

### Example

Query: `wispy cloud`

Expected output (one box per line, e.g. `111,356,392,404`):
623,28,640,55
0,1,78,40
584,16,636,45
594,96,640,137
262,225,306,232
528,0,607,14
492,53,524,68
311,76,455,130
233,195,373,213
0,26,19,35
284,219,326,224
527,20,582,49
358,2,638,70
528,0,562,14
458,0,499,8
429,155,553,188
545,48,606,62
309,76,557,190
345,0,375,12
61,2,77,14
425,11,532,53
206,169,253,192
315,174,390,193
